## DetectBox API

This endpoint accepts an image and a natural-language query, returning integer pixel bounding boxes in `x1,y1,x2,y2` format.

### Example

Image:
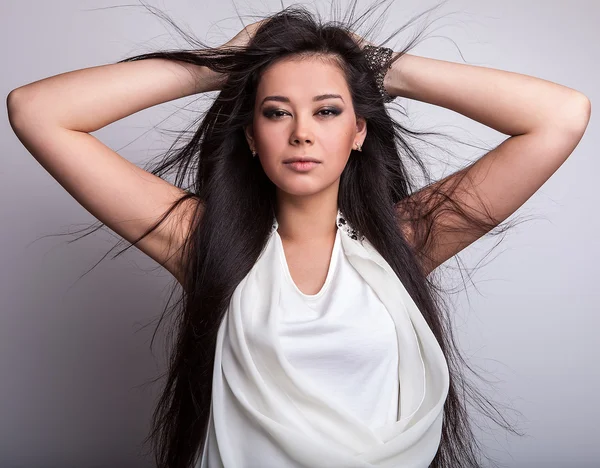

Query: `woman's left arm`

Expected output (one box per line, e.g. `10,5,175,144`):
387,53,591,275
386,53,590,136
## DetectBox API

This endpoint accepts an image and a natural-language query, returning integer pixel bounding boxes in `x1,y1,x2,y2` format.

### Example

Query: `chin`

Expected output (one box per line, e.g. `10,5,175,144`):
274,178,328,197
280,185,324,197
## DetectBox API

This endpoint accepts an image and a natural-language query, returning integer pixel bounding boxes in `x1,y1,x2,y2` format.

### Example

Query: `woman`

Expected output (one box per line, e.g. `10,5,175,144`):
7,2,591,467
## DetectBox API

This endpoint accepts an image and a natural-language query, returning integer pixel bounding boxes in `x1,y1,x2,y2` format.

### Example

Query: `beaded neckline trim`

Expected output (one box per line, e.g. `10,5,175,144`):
270,209,364,242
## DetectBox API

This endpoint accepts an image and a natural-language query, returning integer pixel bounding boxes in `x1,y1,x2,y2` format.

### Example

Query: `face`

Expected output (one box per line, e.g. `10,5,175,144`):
244,55,367,198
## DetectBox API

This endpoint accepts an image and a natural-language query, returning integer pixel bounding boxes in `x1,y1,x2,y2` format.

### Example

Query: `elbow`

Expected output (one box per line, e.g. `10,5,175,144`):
563,92,591,137
7,88,31,131
7,87,30,113
7,87,53,133
536,92,591,140
7,88,20,116
580,93,591,129
7,89,23,132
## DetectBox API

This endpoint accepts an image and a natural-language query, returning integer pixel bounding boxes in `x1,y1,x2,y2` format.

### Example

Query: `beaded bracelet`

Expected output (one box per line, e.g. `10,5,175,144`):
363,44,395,103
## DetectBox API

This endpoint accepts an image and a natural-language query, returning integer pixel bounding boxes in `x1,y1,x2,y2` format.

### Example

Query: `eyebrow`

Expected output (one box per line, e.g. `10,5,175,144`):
260,94,344,106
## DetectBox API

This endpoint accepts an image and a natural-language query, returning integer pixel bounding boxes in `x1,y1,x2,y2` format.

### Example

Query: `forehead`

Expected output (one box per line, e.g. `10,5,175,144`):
256,56,349,103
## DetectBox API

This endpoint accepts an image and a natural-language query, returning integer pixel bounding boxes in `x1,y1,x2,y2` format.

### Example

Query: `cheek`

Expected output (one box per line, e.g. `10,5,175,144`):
326,132,354,164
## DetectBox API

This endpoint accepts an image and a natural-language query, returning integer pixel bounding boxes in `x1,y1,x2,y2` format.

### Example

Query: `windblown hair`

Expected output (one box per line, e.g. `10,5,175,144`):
58,0,525,466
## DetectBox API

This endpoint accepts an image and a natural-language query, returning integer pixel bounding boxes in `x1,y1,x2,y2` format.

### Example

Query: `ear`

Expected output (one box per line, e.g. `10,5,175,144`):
355,115,367,143
244,124,255,151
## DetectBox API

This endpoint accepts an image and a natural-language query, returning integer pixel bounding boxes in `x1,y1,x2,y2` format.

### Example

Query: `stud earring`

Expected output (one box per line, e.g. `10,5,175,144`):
355,142,362,152
251,149,257,158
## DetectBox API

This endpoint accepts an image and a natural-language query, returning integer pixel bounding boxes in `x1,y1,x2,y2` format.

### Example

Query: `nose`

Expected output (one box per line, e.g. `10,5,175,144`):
292,136,312,146
289,115,314,147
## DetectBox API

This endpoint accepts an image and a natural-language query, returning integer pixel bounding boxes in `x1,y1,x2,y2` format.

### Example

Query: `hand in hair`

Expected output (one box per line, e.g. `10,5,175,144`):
219,19,269,50
347,30,376,50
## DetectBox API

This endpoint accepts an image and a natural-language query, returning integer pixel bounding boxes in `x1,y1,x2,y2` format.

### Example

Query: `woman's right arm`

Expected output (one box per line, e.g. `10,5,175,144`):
7,58,223,132
7,58,223,286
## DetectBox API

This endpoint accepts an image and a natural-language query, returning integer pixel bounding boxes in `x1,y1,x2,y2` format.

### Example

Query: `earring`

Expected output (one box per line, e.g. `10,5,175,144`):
251,149,257,158
355,142,362,152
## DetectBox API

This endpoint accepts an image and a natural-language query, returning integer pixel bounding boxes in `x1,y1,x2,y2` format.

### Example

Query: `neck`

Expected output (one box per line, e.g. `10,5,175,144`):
275,187,338,243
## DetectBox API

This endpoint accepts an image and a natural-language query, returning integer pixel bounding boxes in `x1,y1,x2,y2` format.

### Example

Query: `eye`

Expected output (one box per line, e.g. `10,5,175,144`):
262,108,341,119
319,108,341,117
263,109,287,119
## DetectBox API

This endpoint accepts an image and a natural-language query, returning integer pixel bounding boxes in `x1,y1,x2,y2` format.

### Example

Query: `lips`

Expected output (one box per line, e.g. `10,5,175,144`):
283,156,321,164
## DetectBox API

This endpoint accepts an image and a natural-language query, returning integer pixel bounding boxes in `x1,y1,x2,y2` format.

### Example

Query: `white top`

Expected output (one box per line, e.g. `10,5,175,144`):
277,226,400,430
198,209,449,468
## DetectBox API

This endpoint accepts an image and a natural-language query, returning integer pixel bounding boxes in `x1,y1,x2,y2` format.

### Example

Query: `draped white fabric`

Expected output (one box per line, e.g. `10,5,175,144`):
198,210,450,467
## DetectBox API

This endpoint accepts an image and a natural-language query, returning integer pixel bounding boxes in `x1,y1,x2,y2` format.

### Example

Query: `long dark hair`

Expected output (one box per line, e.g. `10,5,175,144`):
55,0,526,466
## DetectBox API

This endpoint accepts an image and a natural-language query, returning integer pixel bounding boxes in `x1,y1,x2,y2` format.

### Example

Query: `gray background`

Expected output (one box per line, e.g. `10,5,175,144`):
2,0,597,466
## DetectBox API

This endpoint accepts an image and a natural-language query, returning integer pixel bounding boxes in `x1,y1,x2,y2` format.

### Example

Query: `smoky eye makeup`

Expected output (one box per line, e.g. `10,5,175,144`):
262,107,343,119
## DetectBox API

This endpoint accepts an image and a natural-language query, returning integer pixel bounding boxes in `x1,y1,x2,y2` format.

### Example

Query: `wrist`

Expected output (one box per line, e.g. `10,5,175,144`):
177,60,225,95
385,53,414,99
200,66,228,93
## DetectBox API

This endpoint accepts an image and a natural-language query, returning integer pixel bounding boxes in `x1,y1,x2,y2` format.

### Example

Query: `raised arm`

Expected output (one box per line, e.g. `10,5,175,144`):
7,57,223,285
386,53,591,276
